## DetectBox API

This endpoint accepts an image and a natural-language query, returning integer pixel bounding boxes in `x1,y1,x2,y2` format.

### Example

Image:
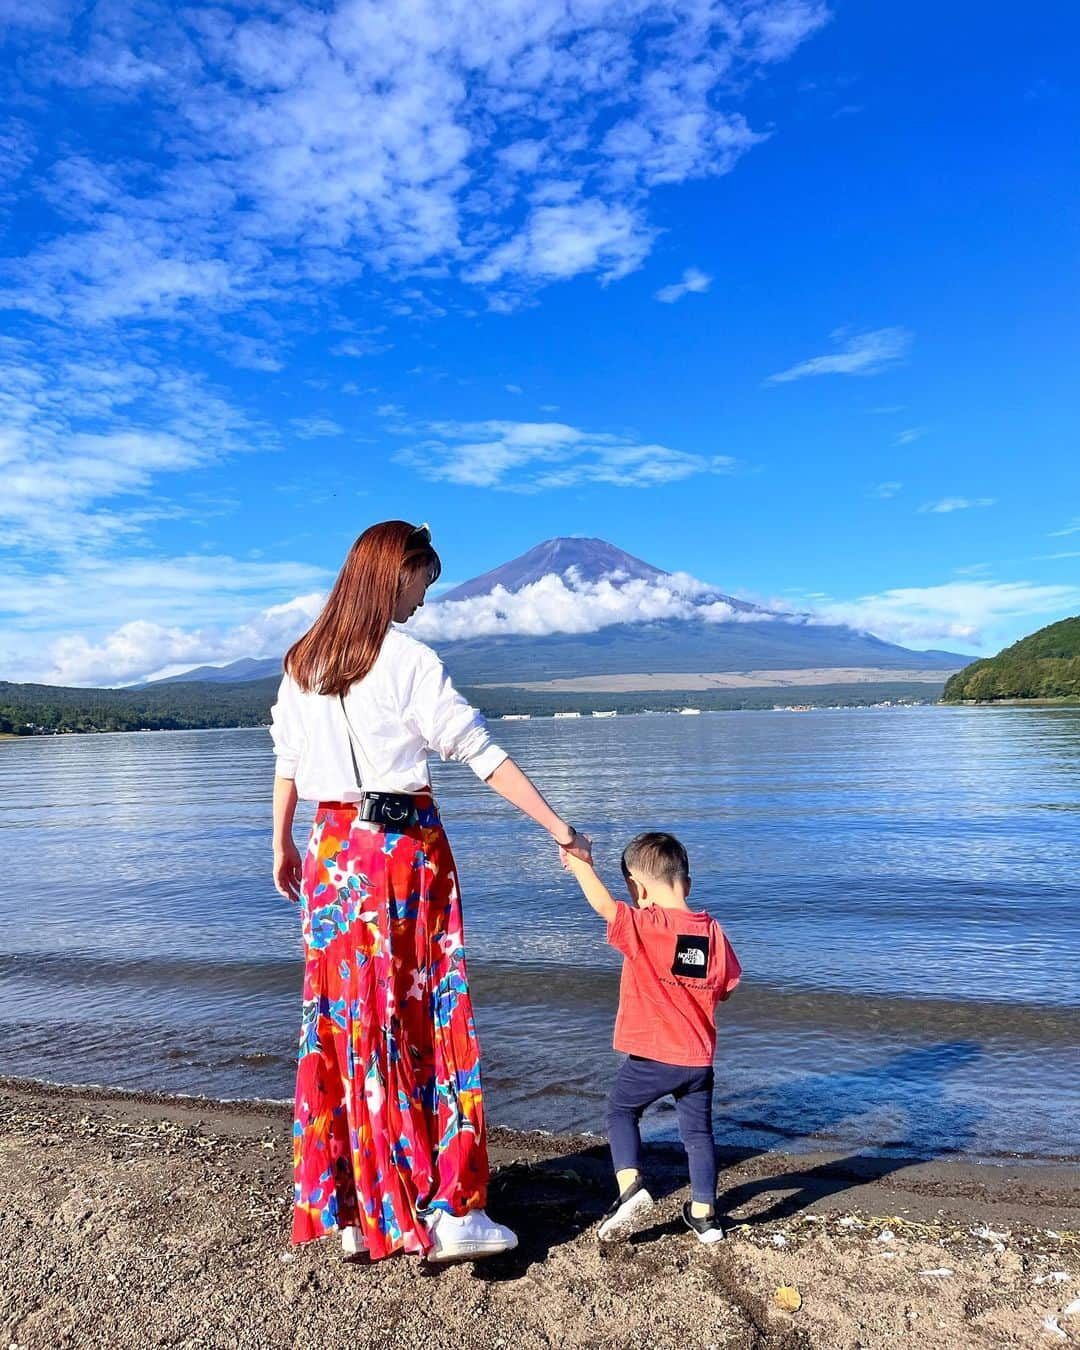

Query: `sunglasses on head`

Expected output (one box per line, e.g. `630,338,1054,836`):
405,522,432,552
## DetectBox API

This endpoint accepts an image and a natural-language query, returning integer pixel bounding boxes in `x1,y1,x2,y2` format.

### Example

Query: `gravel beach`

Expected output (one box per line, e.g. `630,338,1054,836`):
2,1078,1078,1349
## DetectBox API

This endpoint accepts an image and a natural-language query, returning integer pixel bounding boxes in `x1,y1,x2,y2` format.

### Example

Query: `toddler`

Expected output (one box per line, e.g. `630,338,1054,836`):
562,832,741,1243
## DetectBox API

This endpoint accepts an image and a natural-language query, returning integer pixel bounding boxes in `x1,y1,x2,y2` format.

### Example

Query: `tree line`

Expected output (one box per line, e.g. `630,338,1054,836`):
0,678,278,735
943,616,1080,702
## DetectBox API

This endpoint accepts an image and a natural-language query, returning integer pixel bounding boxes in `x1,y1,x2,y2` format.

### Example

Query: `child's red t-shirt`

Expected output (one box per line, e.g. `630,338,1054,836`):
606,902,741,1067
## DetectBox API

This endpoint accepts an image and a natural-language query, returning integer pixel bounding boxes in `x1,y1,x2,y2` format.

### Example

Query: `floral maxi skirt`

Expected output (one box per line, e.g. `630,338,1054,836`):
291,798,488,1259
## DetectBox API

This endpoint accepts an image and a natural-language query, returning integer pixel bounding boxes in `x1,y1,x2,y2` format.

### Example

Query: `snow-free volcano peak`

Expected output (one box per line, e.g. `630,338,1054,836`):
439,537,666,602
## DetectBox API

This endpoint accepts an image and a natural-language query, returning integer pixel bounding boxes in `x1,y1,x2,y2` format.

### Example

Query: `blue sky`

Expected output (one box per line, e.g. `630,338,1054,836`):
2,0,1078,685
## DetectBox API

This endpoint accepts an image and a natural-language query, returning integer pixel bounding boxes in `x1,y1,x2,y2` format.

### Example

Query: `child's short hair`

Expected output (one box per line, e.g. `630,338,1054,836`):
620,832,690,888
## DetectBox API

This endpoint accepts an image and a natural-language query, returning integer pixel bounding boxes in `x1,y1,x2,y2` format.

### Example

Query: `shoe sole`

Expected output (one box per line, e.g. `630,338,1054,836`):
597,1188,655,1240
682,1210,726,1245
425,1235,520,1263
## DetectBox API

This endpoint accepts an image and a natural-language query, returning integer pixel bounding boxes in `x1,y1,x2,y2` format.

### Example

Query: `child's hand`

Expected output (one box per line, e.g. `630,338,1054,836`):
560,844,593,875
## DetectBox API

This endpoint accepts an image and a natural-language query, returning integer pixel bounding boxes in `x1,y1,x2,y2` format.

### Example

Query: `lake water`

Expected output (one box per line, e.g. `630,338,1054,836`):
1,708,1078,1164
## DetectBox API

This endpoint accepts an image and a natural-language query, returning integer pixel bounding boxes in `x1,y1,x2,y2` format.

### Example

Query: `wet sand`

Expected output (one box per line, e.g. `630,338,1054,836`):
2,1079,1078,1348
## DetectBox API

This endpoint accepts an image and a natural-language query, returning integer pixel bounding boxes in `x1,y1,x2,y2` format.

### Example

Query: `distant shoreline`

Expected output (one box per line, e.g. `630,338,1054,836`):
478,666,958,693
947,696,1080,707
5,688,1078,741
0,702,940,740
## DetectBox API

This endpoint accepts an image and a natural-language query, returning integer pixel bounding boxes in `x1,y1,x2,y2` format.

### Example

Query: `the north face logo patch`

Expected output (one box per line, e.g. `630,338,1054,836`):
672,934,709,979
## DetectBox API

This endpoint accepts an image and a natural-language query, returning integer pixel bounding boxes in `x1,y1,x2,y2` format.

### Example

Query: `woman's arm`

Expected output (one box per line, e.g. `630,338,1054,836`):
483,757,592,862
272,774,303,902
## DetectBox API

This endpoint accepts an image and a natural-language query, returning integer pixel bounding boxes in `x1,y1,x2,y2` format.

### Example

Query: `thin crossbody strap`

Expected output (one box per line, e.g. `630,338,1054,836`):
338,694,364,793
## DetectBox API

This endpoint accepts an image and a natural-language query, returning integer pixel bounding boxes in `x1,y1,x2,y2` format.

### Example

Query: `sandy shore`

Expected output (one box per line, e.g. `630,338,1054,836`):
2,1079,1077,1349
478,668,956,693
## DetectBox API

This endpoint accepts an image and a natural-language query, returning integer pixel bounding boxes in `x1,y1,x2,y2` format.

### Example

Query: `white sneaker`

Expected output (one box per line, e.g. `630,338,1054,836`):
340,1225,367,1260
597,1180,655,1240
423,1208,519,1262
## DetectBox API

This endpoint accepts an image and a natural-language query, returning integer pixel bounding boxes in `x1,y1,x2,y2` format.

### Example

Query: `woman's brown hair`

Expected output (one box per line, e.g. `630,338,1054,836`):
284,520,441,696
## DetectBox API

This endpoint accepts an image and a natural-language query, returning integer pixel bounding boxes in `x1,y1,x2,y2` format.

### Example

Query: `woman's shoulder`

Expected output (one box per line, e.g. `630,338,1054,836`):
382,627,443,673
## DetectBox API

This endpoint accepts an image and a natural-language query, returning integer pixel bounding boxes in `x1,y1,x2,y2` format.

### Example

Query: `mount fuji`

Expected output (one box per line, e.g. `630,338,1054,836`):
152,538,963,688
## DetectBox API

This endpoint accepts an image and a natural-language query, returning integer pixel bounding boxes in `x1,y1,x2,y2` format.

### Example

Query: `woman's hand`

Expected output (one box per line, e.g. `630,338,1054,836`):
273,839,303,903
560,827,593,865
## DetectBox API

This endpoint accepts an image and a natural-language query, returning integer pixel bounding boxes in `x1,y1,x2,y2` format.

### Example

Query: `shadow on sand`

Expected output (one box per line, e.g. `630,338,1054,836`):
445,1039,984,1273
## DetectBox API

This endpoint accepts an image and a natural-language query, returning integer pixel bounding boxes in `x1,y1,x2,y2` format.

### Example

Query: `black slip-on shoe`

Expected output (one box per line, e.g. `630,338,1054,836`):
682,1201,726,1245
597,1179,655,1240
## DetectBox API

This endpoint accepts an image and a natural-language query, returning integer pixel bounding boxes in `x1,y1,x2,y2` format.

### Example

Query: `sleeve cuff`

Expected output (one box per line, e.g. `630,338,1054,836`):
468,743,508,781
274,756,298,780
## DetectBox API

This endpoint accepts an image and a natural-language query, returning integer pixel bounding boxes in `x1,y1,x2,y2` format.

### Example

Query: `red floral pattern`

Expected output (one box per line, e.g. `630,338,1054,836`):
291,798,488,1259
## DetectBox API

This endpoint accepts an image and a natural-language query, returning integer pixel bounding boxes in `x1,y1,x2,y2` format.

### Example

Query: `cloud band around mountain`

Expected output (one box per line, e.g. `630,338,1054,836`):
10,563,1080,687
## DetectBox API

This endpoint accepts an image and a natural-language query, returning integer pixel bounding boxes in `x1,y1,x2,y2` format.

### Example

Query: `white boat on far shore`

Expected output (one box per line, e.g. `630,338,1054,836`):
678,707,702,715
553,711,582,719
592,710,617,718
501,713,531,720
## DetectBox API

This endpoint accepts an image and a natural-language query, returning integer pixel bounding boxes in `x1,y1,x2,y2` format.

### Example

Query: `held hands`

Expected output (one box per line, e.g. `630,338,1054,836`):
559,834,594,871
560,845,586,874
273,839,303,903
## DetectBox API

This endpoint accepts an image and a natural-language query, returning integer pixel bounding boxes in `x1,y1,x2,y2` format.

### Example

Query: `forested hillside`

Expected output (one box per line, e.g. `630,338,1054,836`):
0,679,278,735
942,616,1080,702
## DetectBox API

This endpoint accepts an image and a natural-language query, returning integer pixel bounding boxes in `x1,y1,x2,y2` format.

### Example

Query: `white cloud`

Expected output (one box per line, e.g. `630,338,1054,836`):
331,333,393,358
0,335,269,557
16,557,1077,686
395,418,735,491
505,383,523,394
9,561,767,683
918,497,995,514
895,427,926,445
28,589,327,687
5,215,238,323
1049,516,1080,538
800,579,1080,649
1,549,330,683
0,0,72,31
289,416,344,439
767,327,912,383
743,0,832,61
2,554,327,631
409,569,767,643
870,481,902,499
2,0,829,322
655,267,712,304
465,199,654,288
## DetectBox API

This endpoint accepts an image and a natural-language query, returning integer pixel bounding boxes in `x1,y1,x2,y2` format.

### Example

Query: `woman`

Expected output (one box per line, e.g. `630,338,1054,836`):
270,520,591,1264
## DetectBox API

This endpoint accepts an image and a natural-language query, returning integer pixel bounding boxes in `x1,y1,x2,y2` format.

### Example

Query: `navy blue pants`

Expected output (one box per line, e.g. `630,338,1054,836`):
607,1055,717,1204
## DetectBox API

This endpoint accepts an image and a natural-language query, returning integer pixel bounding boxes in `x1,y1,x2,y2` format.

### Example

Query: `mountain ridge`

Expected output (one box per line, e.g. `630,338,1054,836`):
441,536,669,601
148,536,965,686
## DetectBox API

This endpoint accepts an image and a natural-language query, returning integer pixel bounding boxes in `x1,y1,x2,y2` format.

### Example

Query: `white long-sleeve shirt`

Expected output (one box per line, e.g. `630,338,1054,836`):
269,628,508,801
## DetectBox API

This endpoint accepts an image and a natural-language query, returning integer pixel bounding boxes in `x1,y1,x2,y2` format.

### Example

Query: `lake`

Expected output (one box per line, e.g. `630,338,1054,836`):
1,708,1077,1163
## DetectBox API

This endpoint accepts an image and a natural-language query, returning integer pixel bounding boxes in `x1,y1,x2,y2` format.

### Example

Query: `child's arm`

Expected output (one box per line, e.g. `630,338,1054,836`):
560,847,618,923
